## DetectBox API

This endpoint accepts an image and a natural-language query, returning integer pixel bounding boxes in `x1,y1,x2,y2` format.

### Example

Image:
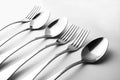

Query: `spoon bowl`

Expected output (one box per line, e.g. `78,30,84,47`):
30,10,50,30
47,37,109,80
45,17,68,38
0,18,69,80
82,37,109,63
0,17,68,65
0,10,50,47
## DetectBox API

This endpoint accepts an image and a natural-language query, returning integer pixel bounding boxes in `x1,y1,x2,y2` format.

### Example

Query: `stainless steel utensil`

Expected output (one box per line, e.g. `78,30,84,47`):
0,18,67,65
47,37,108,80
33,26,89,80
0,18,68,80
8,24,80,80
0,6,41,31
0,10,50,47
29,24,79,55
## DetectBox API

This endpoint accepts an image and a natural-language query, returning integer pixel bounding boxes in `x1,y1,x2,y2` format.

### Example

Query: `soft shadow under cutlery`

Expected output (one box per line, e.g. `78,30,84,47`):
7,24,79,80
0,6,40,32
0,10,50,47
33,26,89,80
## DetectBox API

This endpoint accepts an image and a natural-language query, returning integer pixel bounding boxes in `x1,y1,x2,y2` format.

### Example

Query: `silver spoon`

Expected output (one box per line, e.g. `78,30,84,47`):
0,10,50,47
32,26,89,80
8,24,79,80
0,6,41,32
47,37,109,80
0,17,67,65
0,18,68,80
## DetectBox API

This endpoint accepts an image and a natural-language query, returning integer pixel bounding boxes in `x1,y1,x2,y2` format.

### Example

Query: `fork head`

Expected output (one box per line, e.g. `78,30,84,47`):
25,6,41,21
67,26,89,51
57,24,79,44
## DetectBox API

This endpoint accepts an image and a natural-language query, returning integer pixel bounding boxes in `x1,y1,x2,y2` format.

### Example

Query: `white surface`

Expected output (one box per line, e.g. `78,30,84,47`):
0,0,120,80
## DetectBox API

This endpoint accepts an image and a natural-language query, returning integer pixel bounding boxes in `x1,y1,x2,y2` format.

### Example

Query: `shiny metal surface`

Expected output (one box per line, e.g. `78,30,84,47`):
47,37,108,80
0,0,119,80
0,6,41,31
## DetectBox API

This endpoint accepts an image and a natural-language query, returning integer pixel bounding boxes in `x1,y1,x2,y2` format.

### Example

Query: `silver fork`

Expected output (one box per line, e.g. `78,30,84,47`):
7,24,79,79
0,24,78,64
35,26,89,80
0,6,41,31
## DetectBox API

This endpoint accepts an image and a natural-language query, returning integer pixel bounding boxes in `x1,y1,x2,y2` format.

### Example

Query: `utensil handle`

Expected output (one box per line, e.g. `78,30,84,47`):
33,50,67,80
0,21,24,31
0,28,30,47
0,35,46,65
47,60,83,80
8,41,59,79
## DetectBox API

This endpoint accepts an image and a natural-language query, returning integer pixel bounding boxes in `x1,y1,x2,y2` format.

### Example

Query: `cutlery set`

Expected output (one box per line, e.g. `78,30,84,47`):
0,5,109,80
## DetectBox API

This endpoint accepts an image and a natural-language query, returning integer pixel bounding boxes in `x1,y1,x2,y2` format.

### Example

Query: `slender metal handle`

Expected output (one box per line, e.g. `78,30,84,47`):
47,60,83,80
8,41,59,79
33,50,68,80
0,28,30,47
0,21,25,32
0,35,47,65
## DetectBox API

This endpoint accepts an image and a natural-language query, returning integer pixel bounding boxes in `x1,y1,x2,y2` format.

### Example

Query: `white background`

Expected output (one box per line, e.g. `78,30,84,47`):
0,0,120,80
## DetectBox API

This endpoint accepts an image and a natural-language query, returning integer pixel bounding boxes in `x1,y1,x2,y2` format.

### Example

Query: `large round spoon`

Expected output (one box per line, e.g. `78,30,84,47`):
47,37,109,80
0,17,67,65
0,10,50,47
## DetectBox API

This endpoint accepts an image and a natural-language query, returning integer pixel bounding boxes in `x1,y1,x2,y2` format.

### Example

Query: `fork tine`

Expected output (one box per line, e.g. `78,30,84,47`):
60,24,75,40
59,24,70,37
61,24,74,40
72,28,84,46
26,6,40,20
26,6,37,19
74,28,86,46
64,25,79,41
77,29,89,48
60,24,73,39
73,27,89,49
27,6,38,19
28,6,40,19
65,25,79,41
29,6,40,19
